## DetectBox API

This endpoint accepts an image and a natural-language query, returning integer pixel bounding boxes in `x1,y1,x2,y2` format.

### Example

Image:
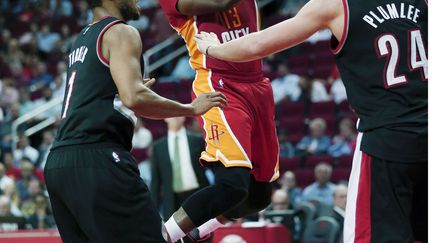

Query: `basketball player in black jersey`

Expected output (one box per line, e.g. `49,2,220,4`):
195,0,427,242
44,0,226,242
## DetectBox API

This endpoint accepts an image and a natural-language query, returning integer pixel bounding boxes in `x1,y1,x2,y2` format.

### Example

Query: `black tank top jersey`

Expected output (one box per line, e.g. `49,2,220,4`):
331,0,428,162
52,17,138,151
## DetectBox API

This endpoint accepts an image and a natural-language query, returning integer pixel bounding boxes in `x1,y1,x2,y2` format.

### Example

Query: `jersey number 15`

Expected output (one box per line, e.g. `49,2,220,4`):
376,29,427,88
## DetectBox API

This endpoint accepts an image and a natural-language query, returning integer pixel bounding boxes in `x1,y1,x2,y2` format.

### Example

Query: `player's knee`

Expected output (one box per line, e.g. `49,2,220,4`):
214,166,250,207
219,180,249,206
251,195,271,211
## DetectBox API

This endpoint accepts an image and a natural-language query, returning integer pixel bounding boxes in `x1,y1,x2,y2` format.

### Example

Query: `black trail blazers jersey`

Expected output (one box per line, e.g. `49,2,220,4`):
331,0,427,162
53,17,137,151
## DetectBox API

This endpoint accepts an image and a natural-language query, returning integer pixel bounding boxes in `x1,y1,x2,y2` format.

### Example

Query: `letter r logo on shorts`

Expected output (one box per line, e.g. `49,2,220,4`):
209,124,224,146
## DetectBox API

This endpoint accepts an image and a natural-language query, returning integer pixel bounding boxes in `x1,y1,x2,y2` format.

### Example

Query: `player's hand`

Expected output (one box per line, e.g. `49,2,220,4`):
194,31,221,56
143,78,156,88
190,92,227,115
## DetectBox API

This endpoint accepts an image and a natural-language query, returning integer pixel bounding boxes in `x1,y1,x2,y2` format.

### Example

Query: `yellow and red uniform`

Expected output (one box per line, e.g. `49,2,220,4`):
159,0,279,182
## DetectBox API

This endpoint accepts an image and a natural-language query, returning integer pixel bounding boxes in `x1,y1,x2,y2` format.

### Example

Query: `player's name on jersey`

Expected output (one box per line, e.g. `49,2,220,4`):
68,46,89,67
221,27,250,43
363,3,421,28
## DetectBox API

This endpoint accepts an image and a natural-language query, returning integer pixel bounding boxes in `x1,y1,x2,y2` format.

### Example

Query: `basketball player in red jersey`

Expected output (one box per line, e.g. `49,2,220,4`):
158,0,280,242
195,0,427,242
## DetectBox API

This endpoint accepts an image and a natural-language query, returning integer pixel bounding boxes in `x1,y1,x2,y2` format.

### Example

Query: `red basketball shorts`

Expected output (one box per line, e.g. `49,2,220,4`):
191,69,279,182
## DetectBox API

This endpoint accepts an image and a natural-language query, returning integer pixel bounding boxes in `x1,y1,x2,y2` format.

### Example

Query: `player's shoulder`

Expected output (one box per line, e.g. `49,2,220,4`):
105,23,140,40
103,23,141,49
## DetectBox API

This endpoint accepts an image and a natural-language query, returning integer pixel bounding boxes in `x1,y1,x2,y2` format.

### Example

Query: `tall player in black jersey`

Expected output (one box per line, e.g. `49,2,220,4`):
44,0,227,242
195,0,427,242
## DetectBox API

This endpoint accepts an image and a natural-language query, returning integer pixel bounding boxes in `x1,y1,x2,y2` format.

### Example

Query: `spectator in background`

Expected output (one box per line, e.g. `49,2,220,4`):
298,74,330,103
49,0,73,17
0,195,23,231
328,118,357,158
0,78,19,109
77,0,93,27
138,146,153,186
0,163,14,192
15,160,38,201
30,62,54,91
302,163,335,206
2,183,22,217
306,29,332,44
278,131,295,158
270,189,290,210
36,24,60,54
2,151,21,180
279,171,302,208
159,56,196,82
58,24,76,53
132,118,153,149
18,22,39,46
51,61,67,98
33,87,62,119
151,117,209,221
37,130,54,169
329,67,347,104
4,39,24,76
18,89,34,116
331,184,348,243
296,118,331,156
271,63,301,104
0,104,20,149
20,179,43,217
14,136,39,165
27,194,55,229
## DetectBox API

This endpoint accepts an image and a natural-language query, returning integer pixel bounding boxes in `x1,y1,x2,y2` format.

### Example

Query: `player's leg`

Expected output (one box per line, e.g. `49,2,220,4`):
186,78,278,241
188,176,272,241
82,148,167,243
369,158,426,243
344,133,423,243
408,161,427,243
45,152,89,243
165,163,251,242
165,71,255,242
223,176,273,219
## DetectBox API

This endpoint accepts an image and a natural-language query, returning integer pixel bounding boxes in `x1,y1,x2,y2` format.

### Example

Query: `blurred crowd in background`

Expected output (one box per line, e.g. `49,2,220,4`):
0,1,356,242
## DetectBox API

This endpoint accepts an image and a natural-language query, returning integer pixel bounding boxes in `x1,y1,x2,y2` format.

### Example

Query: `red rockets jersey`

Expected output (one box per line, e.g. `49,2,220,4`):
159,0,263,82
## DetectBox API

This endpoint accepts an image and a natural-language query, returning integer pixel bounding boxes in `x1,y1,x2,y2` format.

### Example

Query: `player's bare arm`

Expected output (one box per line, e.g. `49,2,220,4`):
177,0,242,16
194,0,344,62
104,24,227,119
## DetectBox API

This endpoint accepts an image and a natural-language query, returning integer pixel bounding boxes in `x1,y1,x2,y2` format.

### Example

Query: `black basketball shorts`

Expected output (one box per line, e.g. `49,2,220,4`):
45,143,167,243
344,133,427,243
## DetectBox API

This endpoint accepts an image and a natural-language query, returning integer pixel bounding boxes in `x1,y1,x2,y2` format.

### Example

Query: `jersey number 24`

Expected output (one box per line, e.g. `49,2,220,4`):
376,29,427,88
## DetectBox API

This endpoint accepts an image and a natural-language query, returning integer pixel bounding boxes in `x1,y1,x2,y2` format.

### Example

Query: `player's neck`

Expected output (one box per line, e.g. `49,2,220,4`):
92,5,124,23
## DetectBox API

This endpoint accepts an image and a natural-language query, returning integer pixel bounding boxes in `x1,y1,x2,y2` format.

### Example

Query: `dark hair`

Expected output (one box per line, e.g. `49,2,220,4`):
86,0,102,8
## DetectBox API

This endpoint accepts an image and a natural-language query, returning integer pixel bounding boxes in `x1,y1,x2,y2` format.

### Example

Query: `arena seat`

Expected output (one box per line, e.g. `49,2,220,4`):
302,216,340,243
294,169,315,188
279,157,301,172
335,155,353,168
278,101,306,117
332,168,351,183
279,117,306,135
308,101,336,117
304,155,334,168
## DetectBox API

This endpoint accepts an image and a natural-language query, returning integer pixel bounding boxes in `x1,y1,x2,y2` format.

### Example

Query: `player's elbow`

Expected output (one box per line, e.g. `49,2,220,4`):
121,94,140,111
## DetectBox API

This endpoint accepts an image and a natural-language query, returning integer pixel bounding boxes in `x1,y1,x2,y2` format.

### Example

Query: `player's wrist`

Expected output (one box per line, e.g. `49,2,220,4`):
183,103,196,116
205,45,213,56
